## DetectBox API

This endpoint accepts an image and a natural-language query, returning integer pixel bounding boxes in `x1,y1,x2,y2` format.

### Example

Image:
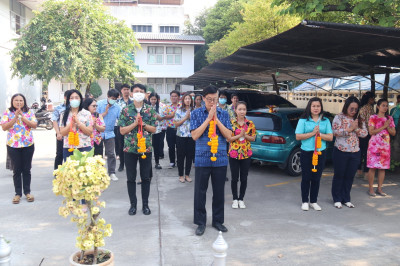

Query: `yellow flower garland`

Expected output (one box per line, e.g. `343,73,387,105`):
208,119,218,161
137,133,147,159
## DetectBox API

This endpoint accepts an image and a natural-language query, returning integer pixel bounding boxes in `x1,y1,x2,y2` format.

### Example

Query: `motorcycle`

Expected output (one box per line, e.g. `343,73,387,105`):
31,103,53,130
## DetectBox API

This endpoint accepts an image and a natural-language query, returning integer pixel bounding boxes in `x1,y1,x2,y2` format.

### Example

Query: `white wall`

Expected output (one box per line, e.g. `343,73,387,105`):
0,0,41,111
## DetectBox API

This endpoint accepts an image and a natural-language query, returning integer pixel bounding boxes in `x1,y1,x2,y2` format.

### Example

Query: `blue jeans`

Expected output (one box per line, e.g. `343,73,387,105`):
63,147,92,162
332,148,360,203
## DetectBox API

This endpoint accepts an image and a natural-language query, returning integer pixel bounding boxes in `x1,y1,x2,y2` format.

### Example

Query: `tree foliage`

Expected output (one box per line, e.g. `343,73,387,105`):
206,0,300,63
271,0,400,27
11,0,140,90
89,82,102,99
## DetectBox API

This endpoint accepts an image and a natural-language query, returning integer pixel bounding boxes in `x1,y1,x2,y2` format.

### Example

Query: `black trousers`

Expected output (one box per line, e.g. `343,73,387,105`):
176,136,195,176
153,130,165,164
7,145,35,196
54,136,63,170
125,152,152,207
332,148,361,203
166,127,177,164
94,142,103,156
229,157,251,200
115,126,125,167
300,149,327,203
194,166,227,226
358,135,370,173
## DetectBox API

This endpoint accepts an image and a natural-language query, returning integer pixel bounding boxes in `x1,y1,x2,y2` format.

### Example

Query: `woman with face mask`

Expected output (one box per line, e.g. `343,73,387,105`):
59,89,94,161
1,93,37,204
227,101,256,209
83,98,105,156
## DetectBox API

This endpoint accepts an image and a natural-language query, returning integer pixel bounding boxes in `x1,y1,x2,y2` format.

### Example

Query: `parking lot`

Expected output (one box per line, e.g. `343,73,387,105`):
1,129,400,265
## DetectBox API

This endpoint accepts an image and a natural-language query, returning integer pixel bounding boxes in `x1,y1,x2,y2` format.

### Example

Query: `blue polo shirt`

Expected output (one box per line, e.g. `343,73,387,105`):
190,106,232,167
295,117,332,151
97,99,121,140
51,103,66,123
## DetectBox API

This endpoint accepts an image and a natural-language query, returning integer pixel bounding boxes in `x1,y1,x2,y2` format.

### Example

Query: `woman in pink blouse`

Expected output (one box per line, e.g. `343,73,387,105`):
1,93,37,204
332,96,368,209
83,98,105,156
367,99,396,197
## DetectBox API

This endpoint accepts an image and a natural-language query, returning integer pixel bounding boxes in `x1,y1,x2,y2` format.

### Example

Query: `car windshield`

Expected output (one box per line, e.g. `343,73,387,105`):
246,112,281,131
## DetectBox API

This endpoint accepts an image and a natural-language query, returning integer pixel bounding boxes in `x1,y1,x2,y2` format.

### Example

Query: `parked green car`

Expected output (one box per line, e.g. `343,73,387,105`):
247,108,334,176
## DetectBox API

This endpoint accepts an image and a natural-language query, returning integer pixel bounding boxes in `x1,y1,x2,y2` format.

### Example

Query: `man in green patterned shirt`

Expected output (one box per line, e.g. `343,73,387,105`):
119,84,157,216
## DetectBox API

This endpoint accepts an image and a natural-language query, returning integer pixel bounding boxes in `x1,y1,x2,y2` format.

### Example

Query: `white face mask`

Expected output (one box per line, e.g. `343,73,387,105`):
133,92,145,102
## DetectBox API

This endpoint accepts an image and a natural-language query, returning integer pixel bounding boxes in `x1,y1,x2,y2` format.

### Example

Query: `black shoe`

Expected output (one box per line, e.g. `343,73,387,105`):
225,177,229,181
212,222,228,232
128,205,137,216
155,164,162,170
118,166,124,172
195,225,206,236
143,205,151,215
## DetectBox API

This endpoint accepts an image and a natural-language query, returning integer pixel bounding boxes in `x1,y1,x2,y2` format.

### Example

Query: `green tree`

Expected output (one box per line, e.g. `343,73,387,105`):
89,82,102,98
271,0,400,27
206,0,300,63
11,0,139,92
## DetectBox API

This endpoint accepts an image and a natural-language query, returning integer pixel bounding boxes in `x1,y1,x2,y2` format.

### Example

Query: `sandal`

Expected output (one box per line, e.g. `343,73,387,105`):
12,195,21,204
179,177,185,183
376,190,387,196
26,194,34,202
344,202,355,208
367,191,376,197
185,176,192,183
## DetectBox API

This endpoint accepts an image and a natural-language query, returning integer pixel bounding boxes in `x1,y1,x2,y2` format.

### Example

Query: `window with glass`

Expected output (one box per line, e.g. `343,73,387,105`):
166,47,182,65
10,0,25,35
148,46,164,64
159,26,179,34
132,25,152,33
165,78,182,94
148,78,164,94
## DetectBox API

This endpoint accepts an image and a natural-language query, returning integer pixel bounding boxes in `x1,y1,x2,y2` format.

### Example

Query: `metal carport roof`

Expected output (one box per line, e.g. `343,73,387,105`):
180,20,400,88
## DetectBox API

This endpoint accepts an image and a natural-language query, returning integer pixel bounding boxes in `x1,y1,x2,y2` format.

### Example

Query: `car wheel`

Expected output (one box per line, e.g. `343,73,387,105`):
286,148,301,176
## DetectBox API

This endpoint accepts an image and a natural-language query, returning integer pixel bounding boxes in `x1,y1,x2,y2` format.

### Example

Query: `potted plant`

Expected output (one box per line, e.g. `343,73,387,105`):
53,149,114,265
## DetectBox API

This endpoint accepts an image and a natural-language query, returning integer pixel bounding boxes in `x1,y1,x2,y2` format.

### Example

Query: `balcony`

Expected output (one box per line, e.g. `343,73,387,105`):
18,0,46,11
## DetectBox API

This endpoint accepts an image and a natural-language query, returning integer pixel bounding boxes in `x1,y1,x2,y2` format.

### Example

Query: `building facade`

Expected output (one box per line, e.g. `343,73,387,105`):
0,0,42,111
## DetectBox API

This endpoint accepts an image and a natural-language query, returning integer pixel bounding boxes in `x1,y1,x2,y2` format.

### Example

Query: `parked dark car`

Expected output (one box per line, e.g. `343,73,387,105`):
247,108,334,176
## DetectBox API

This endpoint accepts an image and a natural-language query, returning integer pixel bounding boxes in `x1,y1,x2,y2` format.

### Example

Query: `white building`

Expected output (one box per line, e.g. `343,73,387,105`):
104,0,205,100
0,0,43,111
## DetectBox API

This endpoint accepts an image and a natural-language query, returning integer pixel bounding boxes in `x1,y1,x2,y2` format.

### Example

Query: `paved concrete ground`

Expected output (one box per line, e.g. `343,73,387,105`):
1,129,400,266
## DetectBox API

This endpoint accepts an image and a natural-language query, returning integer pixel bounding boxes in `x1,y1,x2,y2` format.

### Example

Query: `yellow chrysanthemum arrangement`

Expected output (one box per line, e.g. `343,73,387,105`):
208,118,218,161
53,149,112,263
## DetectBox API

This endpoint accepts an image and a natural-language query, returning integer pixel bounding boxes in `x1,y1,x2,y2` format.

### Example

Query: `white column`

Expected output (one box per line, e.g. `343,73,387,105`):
212,231,228,266
0,235,11,266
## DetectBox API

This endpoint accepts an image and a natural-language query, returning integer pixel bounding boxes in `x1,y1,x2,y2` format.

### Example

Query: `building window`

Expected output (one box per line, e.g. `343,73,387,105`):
148,46,164,64
166,78,182,94
166,47,182,65
132,25,152,33
147,78,164,94
10,0,25,35
160,26,179,34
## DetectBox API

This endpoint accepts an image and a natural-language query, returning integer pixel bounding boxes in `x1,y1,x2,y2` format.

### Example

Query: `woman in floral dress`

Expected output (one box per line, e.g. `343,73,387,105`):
228,101,256,209
174,93,195,183
1,93,37,204
83,98,105,156
367,99,396,196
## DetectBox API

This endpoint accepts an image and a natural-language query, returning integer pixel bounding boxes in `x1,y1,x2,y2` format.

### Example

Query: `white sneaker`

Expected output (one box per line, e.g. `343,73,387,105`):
310,203,322,211
110,174,118,181
344,202,355,208
238,200,246,209
232,200,238,209
334,202,342,209
301,202,309,211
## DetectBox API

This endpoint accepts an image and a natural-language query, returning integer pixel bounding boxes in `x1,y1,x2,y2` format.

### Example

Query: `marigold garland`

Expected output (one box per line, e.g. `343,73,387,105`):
208,117,218,161
68,118,79,152
311,132,322,172
137,116,147,159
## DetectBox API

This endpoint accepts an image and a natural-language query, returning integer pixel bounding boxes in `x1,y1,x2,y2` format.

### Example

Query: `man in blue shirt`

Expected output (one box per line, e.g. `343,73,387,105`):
97,89,121,181
190,85,232,236
51,90,70,170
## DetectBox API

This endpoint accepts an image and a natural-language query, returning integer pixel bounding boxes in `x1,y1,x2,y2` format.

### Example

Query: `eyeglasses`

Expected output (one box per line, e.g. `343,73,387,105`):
349,107,358,112
205,97,218,103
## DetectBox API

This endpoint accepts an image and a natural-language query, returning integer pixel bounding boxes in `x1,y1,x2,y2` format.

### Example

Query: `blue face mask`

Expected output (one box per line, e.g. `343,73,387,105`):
219,98,227,105
108,99,116,105
70,99,80,108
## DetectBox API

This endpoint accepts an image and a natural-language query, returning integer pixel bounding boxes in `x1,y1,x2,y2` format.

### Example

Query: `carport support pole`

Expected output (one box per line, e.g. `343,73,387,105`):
383,71,390,99
212,232,228,266
272,74,280,95
0,235,11,266
370,71,375,95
